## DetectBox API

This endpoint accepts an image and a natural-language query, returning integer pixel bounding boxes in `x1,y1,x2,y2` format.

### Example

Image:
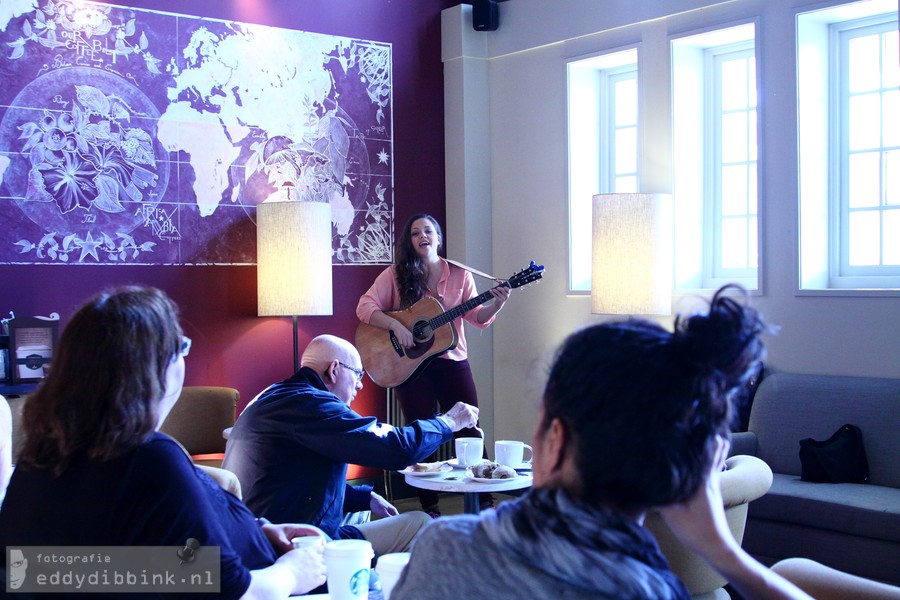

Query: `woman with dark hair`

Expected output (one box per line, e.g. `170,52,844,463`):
357,214,510,516
391,286,812,600
0,286,325,598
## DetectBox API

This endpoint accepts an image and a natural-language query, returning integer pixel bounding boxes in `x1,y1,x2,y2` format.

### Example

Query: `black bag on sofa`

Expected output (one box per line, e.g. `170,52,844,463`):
799,423,869,483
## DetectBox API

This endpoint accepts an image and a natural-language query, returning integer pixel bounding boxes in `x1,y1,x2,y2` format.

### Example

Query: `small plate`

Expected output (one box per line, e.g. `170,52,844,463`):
447,458,477,470
401,463,452,477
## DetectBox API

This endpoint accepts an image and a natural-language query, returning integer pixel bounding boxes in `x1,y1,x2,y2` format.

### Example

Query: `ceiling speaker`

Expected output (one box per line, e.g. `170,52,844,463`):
473,0,499,32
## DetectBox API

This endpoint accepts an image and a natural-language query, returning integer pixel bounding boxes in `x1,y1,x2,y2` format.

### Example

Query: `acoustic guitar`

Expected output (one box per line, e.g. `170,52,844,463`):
356,261,545,388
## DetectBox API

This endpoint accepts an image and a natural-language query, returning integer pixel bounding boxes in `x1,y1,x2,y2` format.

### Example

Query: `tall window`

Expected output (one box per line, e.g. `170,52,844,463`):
567,49,639,292
672,24,759,291
798,0,899,293
607,69,639,194
711,46,758,280
838,20,899,278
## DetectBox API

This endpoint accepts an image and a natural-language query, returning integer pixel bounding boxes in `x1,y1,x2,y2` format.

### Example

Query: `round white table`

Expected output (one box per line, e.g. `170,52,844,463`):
403,468,532,514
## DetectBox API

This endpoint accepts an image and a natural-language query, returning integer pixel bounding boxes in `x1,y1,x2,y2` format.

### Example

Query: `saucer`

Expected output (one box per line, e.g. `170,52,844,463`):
465,471,532,484
400,464,452,477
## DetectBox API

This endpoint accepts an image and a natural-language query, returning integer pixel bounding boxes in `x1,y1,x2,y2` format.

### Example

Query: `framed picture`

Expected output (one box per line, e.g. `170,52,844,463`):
9,316,59,383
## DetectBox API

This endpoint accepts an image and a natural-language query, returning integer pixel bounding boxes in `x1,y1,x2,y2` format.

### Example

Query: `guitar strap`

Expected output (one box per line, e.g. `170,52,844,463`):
445,258,505,284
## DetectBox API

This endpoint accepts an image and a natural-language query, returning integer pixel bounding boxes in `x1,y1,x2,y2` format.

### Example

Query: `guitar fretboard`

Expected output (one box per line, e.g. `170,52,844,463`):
428,284,508,329
409,261,543,338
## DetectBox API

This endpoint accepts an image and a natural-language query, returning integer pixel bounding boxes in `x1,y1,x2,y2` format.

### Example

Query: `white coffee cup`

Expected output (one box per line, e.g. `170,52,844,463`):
455,437,484,467
495,440,533,468
375,552,410,600
291,535,323,549
324,539,374,600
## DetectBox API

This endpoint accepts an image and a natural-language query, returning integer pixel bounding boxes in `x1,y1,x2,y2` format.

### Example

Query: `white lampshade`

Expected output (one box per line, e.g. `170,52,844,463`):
257,200,333,316
592,193,673,315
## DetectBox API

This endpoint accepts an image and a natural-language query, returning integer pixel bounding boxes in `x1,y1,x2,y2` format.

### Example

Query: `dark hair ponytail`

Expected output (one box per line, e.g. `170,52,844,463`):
541,284,768,510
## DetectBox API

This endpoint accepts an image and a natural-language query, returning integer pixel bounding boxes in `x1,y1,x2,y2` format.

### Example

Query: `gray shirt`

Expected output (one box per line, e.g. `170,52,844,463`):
392,514,623,600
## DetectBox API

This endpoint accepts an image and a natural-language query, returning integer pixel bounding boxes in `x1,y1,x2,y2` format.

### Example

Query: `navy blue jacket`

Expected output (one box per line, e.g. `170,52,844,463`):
0,433,262,599
222,367,451,539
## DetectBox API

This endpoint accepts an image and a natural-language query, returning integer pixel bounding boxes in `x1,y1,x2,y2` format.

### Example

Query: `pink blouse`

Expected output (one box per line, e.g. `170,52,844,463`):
356,259,496,362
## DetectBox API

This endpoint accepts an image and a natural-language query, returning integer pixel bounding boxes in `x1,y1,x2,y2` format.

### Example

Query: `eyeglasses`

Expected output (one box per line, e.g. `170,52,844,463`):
179,336,192,358
338,361,365,383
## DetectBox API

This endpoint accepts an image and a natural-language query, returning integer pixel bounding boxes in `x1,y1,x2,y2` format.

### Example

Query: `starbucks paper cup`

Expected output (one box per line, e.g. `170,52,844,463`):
324,539,374,600
375,552,410,600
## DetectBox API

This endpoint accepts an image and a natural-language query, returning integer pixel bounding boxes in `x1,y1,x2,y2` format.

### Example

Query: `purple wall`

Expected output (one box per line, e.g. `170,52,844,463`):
1,0,458,476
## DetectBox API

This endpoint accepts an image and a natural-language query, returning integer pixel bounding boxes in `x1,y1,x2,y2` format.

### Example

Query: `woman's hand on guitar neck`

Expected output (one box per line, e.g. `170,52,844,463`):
477,285,511,324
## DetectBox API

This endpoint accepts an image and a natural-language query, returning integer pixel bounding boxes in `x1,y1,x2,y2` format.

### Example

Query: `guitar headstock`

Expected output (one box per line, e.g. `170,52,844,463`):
507,261,545,289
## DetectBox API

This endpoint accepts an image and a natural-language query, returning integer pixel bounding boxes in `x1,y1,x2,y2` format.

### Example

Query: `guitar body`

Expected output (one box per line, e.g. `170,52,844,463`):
356,297,459,388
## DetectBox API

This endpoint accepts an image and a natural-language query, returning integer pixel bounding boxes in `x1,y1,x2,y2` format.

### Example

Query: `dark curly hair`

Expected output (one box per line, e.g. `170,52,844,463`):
18,286,183,474
394,214,443,309
540,284,768,510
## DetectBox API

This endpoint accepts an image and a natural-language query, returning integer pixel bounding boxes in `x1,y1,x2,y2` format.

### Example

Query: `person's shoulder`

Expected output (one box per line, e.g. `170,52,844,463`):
396,516,490,599
135,433,195,473
442,257,456,272
142,432,190,456
375,264,398,280
444,260,473,282
249,377,317,408
416,514,481,547
115,434,207,502
257,377,351,422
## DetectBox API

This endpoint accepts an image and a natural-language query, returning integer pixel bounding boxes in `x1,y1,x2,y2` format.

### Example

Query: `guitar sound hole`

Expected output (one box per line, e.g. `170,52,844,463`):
413,321,434,344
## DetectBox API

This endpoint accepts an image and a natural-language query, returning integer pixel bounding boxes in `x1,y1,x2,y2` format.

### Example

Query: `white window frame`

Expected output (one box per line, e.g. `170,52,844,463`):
835,18,900,282
797,0,900,295
567,48,639,293
604,68,639,194
707,43,758,284
671,22,760,293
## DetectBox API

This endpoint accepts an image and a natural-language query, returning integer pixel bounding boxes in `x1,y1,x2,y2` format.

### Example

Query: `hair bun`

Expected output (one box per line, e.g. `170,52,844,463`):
673,285,767,387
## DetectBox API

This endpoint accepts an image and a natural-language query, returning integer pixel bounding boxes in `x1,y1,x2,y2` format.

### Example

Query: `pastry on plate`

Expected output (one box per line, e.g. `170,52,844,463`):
491,465,516,479
471,460,499,478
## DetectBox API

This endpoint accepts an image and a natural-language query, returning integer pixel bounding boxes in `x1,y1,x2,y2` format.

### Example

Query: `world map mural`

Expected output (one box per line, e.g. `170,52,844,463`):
0,0,394,265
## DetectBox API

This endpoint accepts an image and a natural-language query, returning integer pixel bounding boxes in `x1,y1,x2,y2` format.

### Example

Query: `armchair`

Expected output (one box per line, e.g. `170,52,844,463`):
159,386,238,468
643,455,774,599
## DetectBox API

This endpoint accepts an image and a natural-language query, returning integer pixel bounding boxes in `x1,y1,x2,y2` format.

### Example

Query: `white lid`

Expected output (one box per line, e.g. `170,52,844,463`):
375,552,410,573
324,539,374,559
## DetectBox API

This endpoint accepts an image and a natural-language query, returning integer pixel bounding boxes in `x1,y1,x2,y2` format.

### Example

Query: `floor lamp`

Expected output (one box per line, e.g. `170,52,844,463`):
591,193,674,316
257,199,333,373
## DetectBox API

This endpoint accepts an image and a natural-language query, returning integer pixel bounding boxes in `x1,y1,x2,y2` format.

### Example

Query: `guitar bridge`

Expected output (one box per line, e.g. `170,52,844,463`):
388,330,404,357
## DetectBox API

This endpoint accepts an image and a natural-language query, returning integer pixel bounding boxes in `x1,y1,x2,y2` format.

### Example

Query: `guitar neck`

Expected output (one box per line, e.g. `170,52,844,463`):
429,283,508,329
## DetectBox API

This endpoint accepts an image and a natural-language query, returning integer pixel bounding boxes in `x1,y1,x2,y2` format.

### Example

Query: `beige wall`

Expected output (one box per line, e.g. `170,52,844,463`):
443,0,900,446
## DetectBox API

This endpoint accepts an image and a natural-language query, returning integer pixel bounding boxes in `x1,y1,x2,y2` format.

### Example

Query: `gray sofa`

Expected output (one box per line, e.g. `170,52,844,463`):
731,371,900,585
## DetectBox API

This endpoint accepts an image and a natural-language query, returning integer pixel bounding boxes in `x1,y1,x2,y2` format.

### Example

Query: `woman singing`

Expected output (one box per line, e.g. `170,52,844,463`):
357,214,510,517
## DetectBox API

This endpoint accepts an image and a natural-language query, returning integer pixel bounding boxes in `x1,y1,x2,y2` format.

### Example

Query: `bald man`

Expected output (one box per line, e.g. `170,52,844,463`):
223,335,479,557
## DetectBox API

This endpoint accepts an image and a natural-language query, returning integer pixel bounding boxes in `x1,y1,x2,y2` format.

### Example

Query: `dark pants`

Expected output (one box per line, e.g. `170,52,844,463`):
396,358,490,510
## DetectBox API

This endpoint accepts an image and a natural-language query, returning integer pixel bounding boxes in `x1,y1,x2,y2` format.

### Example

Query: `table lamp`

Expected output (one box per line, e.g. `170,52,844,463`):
257,199,333,373
591,193,673,316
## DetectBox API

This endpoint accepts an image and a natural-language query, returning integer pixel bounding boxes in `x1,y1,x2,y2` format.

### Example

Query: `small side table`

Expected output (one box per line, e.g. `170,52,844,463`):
404,470,532,514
